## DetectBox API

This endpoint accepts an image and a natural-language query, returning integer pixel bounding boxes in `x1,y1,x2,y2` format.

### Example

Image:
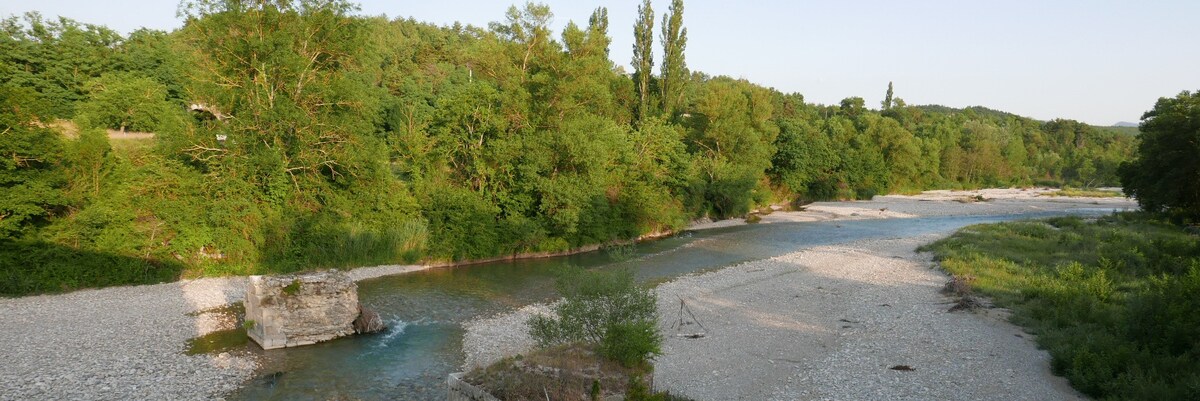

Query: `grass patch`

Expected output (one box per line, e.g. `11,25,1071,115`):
186,328,249,355
185,301,249,355
1043,187,1124,198
920,213,1200,400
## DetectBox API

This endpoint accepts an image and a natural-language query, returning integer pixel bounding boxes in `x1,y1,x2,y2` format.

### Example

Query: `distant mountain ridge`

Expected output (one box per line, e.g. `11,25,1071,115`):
1112,121,1138,127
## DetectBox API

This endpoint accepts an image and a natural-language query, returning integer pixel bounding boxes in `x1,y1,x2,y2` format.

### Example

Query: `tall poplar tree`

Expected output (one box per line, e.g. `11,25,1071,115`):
883,81,894,110
588,7,610,58
632,0,654,124
660,0,688,118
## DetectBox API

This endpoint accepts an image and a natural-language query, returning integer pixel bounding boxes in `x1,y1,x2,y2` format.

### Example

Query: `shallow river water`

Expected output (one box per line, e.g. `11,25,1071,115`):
229,207,1121,400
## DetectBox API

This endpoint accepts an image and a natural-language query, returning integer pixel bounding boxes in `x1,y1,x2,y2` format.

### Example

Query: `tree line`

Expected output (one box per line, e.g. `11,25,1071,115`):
0,0,1138,295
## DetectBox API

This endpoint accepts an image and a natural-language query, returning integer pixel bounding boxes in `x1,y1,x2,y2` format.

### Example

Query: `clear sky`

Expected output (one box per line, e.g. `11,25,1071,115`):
4,0,1199,125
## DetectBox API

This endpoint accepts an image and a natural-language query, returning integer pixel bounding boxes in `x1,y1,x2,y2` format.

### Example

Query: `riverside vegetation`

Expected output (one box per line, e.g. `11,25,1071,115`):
1,0,1142,297
466,268,679,400
923,214,1200,400
921,89,1200,401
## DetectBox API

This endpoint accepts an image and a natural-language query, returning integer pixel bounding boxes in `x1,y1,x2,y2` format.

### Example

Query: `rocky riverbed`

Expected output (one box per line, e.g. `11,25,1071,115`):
0,188,1131,400
460,189,1131,400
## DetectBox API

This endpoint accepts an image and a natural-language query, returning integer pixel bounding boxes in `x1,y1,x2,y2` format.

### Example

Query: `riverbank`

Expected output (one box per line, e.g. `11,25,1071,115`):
922,215,1200,399
0,189,1133,400
461,190,1133,399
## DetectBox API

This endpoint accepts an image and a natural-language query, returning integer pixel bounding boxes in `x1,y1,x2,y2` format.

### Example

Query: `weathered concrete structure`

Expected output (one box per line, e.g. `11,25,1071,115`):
244,270,360,349
447,372,501,401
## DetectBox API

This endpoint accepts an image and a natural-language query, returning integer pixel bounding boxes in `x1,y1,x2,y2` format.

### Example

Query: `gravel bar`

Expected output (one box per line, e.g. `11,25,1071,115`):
461,191,1134,400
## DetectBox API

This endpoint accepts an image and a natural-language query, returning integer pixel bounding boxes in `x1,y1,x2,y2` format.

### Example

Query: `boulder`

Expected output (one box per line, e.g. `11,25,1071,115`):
353,306,387,334
244,270,359,349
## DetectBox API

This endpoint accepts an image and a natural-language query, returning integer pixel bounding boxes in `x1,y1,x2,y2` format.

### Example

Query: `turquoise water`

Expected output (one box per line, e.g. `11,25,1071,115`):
229,208,1123,400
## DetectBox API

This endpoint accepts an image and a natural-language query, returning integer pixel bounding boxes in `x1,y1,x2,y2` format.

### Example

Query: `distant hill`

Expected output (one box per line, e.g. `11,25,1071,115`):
913,104,1024,121
1096,125,1140,136
912,105,1140,136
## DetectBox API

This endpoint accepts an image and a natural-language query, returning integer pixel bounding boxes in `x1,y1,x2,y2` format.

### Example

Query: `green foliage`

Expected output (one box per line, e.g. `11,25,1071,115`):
922,214,1200,400
0,0,1144,296
281,279,301,295
601,320,663,368
659,0,687,118
1044,187,1123,198
0,240,185,296
632,0,656,123
420,186,503,261
529,268,661,367
115,28,189,103
76,73,183,133
0,13,121,118
0,85,67,240
1120,90,1200,217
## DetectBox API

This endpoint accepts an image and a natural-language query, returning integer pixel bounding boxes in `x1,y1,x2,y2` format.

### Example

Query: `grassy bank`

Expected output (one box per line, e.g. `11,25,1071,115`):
921,213,1200,400
1042,187,1124,198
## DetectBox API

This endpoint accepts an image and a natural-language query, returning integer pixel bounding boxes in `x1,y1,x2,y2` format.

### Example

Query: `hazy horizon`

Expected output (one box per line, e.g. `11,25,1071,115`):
4,0,1198,126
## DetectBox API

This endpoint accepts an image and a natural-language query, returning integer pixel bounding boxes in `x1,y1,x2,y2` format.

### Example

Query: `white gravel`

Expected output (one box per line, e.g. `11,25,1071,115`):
461,303,554,370
652,237,1083,400
0,277,254,401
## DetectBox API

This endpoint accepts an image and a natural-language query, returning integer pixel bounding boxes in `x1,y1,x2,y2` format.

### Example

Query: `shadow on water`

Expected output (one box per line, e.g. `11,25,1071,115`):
228,207,1125,400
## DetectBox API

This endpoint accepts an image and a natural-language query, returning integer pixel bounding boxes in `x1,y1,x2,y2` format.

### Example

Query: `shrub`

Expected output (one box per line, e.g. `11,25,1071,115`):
600,321,662,368
529,268,662,367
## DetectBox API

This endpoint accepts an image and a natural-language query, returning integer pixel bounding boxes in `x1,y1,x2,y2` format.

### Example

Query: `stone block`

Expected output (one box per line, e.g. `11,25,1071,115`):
244,270,359,350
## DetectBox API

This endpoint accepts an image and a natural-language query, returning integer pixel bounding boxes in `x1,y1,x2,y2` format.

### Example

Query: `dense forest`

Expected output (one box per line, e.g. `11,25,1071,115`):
0,0,1138,295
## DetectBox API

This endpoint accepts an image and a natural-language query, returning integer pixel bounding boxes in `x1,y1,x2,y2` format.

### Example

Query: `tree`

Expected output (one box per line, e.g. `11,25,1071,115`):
490,2,553,77
0,85,67,240
1119,90,1200,216
179,0,383,192
659,0,687,118
0,13,121,118
587,7,610,58
76,73,178,133
631,0,655,124
840,96,865,118
883,81,894,110
116,28,189,103
177,0,422,266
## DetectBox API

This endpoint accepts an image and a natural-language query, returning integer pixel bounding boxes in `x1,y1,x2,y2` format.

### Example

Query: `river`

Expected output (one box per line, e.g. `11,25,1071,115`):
228,206,1124,400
